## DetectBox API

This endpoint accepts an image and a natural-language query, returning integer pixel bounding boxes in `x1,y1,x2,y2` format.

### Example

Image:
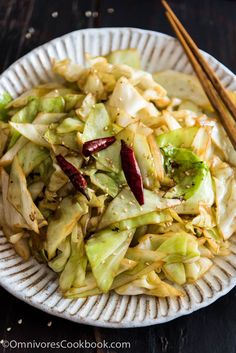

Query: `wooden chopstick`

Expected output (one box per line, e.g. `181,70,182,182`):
162,0,236,122
161,1,236,149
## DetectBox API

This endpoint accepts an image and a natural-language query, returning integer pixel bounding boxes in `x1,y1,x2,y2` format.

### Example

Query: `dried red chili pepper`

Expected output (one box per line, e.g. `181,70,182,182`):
120,140,144,205
82,136,116,157
56,154,89,200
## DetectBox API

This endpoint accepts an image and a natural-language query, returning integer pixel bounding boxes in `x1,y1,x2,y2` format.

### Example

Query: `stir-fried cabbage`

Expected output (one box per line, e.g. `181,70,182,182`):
0,92,12,120
153,70,211,109
99,187,180,229
115,271,183,297
46,195,88,259
0,48,235,299
106,49,141,69
8,156,46,233
59,225,87,291
161,146,214,214
211,157,236,239
108,77,148,117
156,126,199,148
85,228,135,292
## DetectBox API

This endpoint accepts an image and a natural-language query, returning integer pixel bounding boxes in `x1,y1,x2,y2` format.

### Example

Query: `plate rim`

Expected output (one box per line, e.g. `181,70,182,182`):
1,258,236,328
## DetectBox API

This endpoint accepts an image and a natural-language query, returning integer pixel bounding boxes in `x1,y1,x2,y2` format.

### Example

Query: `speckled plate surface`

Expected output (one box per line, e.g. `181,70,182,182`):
1,28,236,328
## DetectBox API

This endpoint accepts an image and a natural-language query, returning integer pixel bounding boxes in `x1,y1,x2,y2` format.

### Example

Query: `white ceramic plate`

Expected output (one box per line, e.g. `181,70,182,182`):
1,28,236,328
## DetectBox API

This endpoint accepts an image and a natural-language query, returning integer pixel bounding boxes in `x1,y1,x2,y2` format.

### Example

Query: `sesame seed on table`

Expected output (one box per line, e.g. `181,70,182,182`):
0,1,236,353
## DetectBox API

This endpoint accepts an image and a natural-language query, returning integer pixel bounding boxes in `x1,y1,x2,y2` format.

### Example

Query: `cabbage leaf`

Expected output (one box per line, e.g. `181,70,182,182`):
85,228,135,292
46,195,88,259
211,158,236,239
8,156,46,233
59,225,87,291
99,187,181,229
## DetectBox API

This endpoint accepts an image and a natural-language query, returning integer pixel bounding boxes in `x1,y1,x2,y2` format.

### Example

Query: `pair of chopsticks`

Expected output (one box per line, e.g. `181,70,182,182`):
161,0,236,149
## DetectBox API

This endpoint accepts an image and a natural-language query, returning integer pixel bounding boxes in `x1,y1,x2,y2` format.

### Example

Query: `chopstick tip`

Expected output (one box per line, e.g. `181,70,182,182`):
161,0,168,9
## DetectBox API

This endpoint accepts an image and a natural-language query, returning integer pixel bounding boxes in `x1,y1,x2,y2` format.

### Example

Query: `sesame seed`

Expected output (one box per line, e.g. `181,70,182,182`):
186,185,191,189
28,27,35,34
25,32,31,39
92,11,99,17
51,11,58,18
0,339,4,344
145,262,150,266
185,171,190,176
104,126,108,131
105,157,111,162
47,321,52,327
107,8,114,13
85,10,92,17
17,319,23,325
129,201,134,205
6,327,11,332
124,208,128,212
120,195,125,200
